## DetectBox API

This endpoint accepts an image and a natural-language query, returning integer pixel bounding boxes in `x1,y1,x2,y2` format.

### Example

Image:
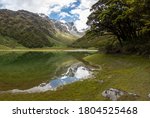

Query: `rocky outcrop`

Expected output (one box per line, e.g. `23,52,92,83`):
148,94,150,99
102,88,138,101
51,20,84,37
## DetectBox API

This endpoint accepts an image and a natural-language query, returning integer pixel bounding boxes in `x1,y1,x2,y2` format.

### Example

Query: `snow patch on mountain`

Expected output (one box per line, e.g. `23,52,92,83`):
38,13,84,37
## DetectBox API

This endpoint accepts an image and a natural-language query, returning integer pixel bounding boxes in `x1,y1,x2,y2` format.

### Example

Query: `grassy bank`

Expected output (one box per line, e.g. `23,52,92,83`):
84,54,150,100
0,53,149,101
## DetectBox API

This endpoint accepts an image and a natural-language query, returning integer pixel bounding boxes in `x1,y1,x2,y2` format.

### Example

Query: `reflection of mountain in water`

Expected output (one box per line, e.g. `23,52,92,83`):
1,63,94,93
50,63,93,89
0,52,92,91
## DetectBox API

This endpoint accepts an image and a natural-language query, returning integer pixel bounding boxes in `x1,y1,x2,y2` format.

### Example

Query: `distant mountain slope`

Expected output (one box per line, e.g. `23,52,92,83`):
71,31,114,49
0,9,80,48
50,20,84,37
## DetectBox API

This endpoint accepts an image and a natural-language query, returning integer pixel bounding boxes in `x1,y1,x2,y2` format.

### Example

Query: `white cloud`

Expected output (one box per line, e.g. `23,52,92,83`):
49,5,61,13
48,0,77,13
0,0,98,31
71,0,98,31
71,9,90,31
0,0,77,14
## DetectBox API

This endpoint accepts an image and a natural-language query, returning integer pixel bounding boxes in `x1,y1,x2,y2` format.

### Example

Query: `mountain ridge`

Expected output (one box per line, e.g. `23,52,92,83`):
0,9,82,48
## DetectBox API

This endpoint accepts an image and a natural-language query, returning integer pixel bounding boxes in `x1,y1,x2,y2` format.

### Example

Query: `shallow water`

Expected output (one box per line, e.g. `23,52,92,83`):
0,51,95,93
4,64,93,93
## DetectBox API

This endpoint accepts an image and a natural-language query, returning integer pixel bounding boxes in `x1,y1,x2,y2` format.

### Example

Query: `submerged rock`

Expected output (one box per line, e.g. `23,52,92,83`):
102,88,138,101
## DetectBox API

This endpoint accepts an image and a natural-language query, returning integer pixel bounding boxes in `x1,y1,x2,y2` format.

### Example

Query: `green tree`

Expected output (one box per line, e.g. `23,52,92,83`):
87,0,149,47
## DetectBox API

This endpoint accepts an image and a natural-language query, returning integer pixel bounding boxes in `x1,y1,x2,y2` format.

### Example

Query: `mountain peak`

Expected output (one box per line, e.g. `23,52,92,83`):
67,22,74,26
50,19,84,37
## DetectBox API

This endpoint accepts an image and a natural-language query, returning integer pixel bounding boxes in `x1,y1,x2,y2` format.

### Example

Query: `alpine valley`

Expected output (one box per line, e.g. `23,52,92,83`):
0,9,83,49
0,0,150,101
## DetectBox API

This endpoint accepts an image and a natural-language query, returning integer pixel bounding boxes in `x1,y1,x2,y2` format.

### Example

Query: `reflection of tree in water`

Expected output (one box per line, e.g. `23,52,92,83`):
0,52,55,65
0,51,96,91
11,52,55,64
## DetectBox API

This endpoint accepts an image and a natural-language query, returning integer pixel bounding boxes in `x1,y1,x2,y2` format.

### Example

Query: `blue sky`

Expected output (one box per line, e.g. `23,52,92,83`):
0,0,98,31
49,0,80,22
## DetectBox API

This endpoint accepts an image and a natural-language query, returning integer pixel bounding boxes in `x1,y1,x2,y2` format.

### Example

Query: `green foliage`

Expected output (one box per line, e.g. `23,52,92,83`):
71,30,114,49
86,0,150,54
0,10,55,48
0,35,24,49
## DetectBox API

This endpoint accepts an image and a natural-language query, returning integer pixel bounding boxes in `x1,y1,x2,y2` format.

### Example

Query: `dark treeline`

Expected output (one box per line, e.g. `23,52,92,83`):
87,0,150,54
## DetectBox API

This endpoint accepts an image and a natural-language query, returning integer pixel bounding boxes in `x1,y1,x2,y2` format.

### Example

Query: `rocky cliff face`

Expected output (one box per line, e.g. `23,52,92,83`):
49,19,84,37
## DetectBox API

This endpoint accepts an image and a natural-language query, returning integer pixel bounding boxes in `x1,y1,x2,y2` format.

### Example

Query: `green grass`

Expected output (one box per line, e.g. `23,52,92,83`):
0,79,102,101
0,52,149,101
84,54,150,100
55,31,77,45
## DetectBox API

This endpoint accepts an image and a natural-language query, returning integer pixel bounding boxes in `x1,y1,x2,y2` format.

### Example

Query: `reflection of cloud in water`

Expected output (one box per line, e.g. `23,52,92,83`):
1,63,94,93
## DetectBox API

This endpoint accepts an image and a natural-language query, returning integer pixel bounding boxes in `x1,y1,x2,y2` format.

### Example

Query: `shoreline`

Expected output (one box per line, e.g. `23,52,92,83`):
0,49,98,52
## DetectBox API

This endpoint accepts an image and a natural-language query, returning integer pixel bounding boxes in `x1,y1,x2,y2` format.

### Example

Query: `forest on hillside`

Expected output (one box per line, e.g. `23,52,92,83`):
73,0,150,55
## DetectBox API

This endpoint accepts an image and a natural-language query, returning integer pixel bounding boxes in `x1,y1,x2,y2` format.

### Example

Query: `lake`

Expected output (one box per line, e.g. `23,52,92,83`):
0,51,150,101
0,51,96,93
